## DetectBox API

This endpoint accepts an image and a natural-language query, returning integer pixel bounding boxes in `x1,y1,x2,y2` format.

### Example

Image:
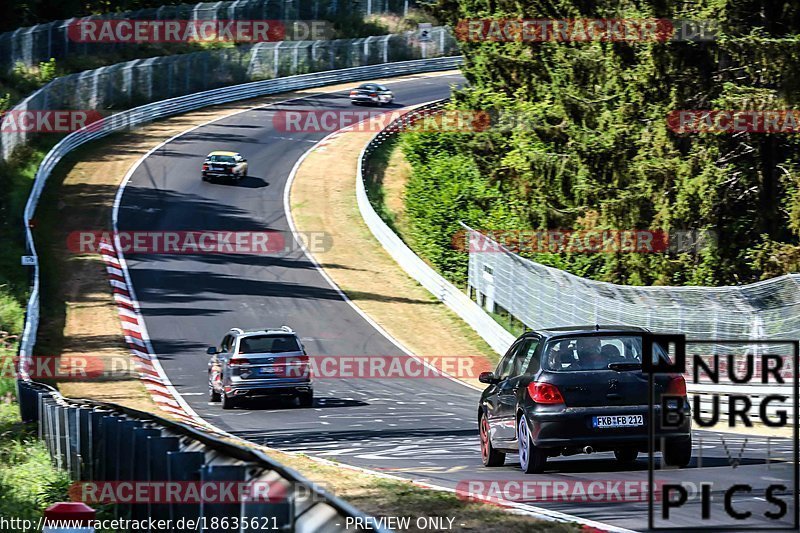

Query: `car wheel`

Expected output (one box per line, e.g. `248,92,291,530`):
221,392,239,410
614,448,639,464
517,414,546,474
479,412,505,467
297,391,314,408
202,175,208,182
662,436,692,467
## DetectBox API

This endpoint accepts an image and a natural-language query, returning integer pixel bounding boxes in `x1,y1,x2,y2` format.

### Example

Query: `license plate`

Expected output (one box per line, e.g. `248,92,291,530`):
258,367,276,375
593,415,644,428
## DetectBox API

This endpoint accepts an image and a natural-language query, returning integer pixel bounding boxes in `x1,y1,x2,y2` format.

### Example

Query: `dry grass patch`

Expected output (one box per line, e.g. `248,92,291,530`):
290,125,497,390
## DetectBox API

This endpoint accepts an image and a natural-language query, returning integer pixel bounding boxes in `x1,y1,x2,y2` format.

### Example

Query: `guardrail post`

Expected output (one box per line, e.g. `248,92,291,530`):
77,407,92,480
130,427,160,521
146,436,181,524
199,464,249,532
98,414,123,481
89,410,108,481
166,451,205,525
17,380,39,422
116,420,144,519
55,404,68,470
66,406,80,479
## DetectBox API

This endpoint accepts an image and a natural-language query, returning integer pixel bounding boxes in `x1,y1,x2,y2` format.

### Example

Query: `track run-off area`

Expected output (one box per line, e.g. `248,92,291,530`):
115,72,795,532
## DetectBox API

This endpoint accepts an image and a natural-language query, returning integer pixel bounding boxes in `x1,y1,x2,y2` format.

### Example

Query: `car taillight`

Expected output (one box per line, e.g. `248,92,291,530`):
202,164,208,170
665,375,687,396
369,92,378,97
228,357,250,366
350,90,358,95
527,382,564,404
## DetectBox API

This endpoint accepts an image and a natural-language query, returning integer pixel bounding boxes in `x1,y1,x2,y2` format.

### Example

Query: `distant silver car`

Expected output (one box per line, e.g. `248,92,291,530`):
349,83,394,106
201,151,248,182
207,326,313,409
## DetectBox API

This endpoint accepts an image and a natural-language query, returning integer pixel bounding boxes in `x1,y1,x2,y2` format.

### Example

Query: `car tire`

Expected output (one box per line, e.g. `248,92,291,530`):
221,392,239,410
662,436,692,468
614,448,639,464
202,175,208,182
297,391,314,408
517,414,546,474
479,412,505,467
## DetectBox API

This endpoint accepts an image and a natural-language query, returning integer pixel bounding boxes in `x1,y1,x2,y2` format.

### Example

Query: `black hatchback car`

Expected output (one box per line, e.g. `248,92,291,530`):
478,326,692,473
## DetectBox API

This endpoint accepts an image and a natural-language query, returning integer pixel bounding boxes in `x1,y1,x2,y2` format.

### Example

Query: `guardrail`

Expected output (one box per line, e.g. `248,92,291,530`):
356,100,516,355
355,100,796,418
1,0,418,71
17,380,386,532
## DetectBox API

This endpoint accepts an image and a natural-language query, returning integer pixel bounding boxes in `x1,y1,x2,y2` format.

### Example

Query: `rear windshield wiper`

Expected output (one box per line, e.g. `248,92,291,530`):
608,362,642,371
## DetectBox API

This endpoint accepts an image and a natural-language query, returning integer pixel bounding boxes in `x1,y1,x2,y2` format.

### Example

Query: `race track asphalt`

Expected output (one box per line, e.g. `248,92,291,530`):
117,72,797,532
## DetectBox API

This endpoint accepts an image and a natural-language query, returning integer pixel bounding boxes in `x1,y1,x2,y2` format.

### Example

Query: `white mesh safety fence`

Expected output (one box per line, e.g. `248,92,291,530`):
465,225,800,342
0,0,419,71
2,26,457,160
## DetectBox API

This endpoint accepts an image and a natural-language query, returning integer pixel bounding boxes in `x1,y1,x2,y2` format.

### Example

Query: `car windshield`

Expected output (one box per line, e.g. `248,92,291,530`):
208,155,236,163
543,335,646,371
358,84,373,90
238,335,301,354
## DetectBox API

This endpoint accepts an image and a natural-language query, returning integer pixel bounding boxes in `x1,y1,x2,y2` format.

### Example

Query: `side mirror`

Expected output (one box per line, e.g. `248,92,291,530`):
478,371,499,384
206,346,218,355
242,158,247,163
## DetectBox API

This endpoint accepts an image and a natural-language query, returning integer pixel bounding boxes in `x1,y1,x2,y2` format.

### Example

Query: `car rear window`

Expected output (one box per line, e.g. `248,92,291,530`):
208,155,235,163
543,335,644,371
238,335,301,354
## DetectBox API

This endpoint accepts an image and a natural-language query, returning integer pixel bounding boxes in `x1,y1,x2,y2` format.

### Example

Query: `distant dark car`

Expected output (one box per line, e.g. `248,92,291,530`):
349,83,394,106
201,151,248,182
207,326,312,409
478,326,691,473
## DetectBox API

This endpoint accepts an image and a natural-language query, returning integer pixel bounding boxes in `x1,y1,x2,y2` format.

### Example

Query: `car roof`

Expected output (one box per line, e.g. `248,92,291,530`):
228,326,296,337
524,325,650,340
207,151,238,157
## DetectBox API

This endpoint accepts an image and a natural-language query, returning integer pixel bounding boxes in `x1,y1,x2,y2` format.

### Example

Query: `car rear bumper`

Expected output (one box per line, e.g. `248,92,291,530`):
225,379,312,397
525,404,691,450
203,171,237,177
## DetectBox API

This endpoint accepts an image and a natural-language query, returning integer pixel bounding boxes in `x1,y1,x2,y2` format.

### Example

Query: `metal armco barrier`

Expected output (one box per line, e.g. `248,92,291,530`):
356,99,516,355
21,380,387,532
355,101,796,416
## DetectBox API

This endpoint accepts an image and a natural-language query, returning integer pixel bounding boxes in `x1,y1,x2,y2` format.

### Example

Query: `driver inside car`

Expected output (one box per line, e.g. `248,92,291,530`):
576,337,608,370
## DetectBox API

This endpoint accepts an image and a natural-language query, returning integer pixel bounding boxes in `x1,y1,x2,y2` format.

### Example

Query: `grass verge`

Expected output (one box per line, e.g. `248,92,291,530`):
0,398,71,528
290,122,498,390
